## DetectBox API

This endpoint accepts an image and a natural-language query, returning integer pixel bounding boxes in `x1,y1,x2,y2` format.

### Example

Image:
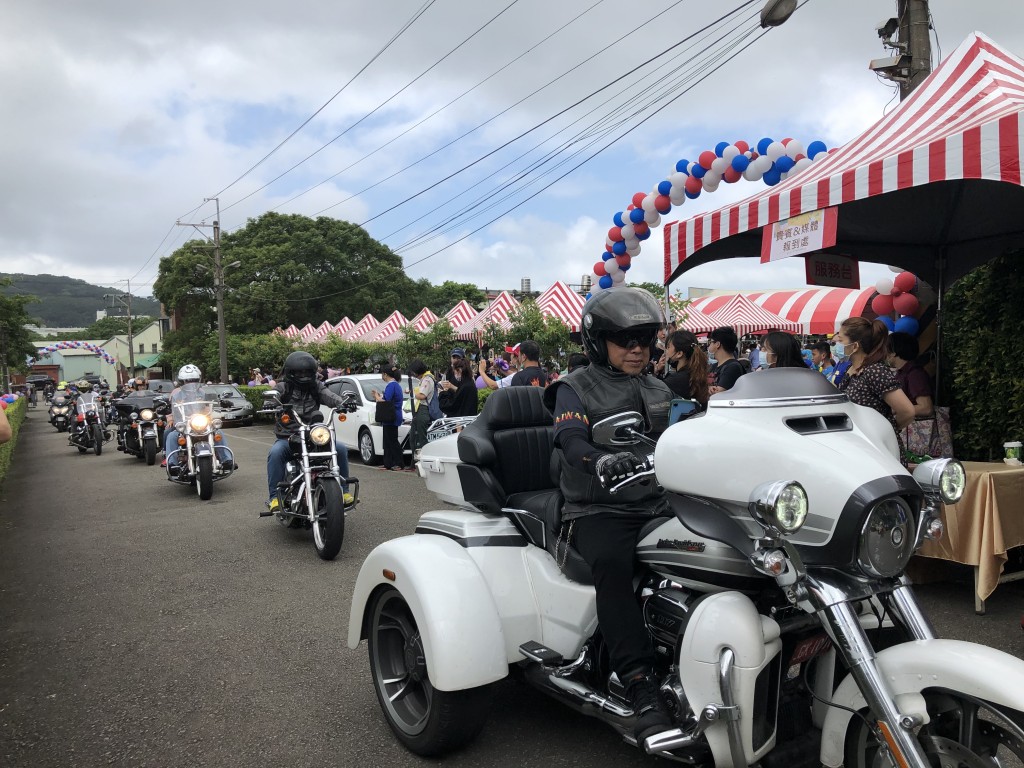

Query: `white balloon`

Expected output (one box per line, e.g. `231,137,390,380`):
687,162,699,175
766,141,786,161
792,157,813,173
611,269,626,284
744,150,753,158
668,171,687,187
624,237,640,250
722,145,740,161
605,258,620,275
669,190,686,206
644,210,661,227
642,194,658,213
710,157,729,175
620,223,635,240
703,178,720,193
669,183,686,199
753,155,774,174
743,165,761,181
875,278,894,296
627,245,641,257
785,140,805,159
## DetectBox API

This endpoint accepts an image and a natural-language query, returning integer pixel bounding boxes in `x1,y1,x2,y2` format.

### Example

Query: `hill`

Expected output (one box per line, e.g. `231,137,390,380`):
0,273,162,327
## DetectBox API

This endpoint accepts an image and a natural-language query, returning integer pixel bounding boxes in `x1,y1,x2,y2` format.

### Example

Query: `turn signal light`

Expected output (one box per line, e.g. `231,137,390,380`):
76,414,85,423
178,436,186,446
338,414,346,422
214,433,222,442
382,569,396,582
280,414,290,424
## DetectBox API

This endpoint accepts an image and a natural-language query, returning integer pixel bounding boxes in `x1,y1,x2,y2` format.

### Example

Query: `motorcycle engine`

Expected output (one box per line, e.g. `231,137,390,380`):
643,586,695,658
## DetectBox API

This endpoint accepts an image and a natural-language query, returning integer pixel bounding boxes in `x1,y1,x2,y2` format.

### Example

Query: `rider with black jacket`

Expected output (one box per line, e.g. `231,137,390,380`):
262,351,353,516
543,287,675,745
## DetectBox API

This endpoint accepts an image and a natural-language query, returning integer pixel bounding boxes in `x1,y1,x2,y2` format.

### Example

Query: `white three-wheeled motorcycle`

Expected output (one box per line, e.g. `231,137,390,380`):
348,369,1024,766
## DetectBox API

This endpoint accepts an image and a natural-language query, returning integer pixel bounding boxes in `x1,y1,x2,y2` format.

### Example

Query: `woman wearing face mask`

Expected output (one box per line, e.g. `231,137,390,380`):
659,330,710,408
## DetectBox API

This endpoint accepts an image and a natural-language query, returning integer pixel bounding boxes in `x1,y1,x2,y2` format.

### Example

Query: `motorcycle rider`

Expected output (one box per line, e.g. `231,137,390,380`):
261,351,353,516
163,364,235,473
542,287,676,745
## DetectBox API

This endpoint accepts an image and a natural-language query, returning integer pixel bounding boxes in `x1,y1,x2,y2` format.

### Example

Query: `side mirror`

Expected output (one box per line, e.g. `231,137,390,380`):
591,411,645,446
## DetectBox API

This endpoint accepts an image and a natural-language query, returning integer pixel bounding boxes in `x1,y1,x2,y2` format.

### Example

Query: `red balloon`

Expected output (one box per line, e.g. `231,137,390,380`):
698,150,717,169
615,254,631,268
893,292,920,317
0,401,7,410
632,192,647,208
893,271,917,293
605,242,613,252
781,137,793,145
654,194,672,213
594,261,607,277
684,175,703,194
871,294,895,316
608,226,624,242
734,140,749,153
723,166,742,183
632,221,649,236
890,288,903,298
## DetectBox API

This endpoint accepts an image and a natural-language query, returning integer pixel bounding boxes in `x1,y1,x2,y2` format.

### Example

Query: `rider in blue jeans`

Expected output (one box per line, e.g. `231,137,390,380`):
163,364,235,472
261,351,352,516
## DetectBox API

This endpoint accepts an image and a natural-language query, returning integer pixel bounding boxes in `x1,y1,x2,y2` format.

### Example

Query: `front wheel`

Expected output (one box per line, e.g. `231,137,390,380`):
196,455,214,500
359,428,381,466
92,423,103,456
311,480,344,560
844,690,1024,768
143,437,157,466
367,587,492,756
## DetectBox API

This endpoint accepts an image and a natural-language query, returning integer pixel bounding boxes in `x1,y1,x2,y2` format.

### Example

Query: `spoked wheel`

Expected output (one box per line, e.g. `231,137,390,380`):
92,424,103,456
311,481,344,560
845,689,1024,768
196,455,214,500
367,588,492,756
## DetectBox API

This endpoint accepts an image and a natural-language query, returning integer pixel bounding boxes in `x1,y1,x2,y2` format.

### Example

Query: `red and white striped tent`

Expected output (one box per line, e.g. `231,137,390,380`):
374,307,437,344
688,287,875,335
663,32,1024,291
276,325,297,338
703,294,802,336
536,281,586,331
410,307,439,331
444,300,478,330
669,301,726,335
310,320,335,343
455,291,519,339
333,317,354,337
342,314,379,341
298,323,316,342
367,310,409,344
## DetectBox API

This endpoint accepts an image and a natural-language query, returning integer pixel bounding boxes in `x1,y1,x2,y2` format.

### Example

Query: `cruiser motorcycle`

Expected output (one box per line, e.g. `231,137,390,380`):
114,394,169,465
262,391,360,561
48,394,73,432
347,370,1024,765
68,392,112,455
165,398,234,500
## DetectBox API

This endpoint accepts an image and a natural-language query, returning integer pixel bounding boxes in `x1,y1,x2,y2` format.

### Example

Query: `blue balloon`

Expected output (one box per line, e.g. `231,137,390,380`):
757,137,774,156
675,159,690,174
612,240,627,255
685,187,701,199
619,261,630,271
602,251,614,261
613,211,625,227
690,164,707,179
637,229,651,240
894,316,919,335
730,155,750,172
657,180,672,196
807,140,827,159
599,275,613,289
763,167,782,186
585,293,592,300
775,155,795,173
879,315,896,331
714,141,730,157
629,208,646,224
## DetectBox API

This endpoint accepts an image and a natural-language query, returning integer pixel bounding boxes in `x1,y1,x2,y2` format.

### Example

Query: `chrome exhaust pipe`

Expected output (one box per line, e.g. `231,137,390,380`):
520,664,634,734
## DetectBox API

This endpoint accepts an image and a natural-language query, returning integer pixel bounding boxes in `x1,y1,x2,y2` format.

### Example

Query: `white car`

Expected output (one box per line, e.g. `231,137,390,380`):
320,374,417,465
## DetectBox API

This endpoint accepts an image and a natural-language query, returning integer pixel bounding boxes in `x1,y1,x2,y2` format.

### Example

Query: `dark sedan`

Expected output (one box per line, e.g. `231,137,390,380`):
203,384,255,427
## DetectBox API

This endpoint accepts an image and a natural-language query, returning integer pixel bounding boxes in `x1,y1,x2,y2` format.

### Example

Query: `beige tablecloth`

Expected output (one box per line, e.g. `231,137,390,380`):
918,461,1024,600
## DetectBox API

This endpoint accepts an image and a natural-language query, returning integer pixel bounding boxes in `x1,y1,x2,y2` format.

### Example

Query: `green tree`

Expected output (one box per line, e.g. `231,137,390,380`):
422,281,486,315
504,299,575,366
0,278,38,382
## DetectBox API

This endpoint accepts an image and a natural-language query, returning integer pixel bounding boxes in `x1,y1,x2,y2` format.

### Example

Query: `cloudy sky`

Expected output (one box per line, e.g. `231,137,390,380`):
3,1,1021,303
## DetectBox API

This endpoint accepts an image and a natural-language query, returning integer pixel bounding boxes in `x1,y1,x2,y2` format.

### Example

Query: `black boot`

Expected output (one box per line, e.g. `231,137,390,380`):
625,671,673,744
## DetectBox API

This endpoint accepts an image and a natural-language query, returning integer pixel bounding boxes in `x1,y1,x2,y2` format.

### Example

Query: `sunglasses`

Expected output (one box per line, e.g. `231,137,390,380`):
606,329,657,350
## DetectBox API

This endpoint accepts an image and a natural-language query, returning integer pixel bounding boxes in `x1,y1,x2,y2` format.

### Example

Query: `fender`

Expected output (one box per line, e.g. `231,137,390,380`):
142,428,157,439
347,533,508,692
194,442,213,455
820,639,1024,767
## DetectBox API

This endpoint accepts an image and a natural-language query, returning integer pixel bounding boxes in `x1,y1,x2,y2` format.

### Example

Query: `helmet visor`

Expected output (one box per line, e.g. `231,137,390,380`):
605,328,658,350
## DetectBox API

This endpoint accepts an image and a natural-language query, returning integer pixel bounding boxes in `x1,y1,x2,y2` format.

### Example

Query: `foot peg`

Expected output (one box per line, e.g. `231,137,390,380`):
518,641,564,665
259,508,274,517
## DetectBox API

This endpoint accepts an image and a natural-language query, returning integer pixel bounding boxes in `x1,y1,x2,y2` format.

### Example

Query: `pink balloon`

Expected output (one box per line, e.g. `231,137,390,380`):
871,294,895,316
893,271,917,293
893,292,920,317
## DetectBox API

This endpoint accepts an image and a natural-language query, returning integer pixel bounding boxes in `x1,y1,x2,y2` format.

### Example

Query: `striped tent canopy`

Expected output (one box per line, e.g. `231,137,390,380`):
536,280,586,331
310,320,335,342
688,287,875,334
455,291,519,338
333,317,354,337
663,33,1024,291
343,314,379,341
410,307,439,331
275,325,298,338
298,323,316,341
669,301,722,335
368,311,409,343
702,294,802,336
444,300,478,330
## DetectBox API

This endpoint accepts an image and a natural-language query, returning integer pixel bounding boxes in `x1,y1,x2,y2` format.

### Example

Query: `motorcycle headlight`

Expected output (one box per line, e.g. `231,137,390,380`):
913,459,966,504
188,413,211,432
139,408,154,421
212,417,223,430
309,425,331,446
749,480,808,534
57,406,69,414
857,497,914,578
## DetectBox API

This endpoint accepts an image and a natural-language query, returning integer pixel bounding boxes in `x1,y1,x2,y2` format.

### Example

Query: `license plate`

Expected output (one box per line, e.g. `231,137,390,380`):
789,634,832,665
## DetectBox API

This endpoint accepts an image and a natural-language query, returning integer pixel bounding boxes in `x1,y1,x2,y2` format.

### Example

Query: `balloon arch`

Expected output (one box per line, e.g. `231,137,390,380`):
32,341,117,366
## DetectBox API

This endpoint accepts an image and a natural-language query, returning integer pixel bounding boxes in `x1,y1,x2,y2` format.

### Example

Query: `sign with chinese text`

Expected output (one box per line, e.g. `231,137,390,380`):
760,207,837,263
804,252,860,289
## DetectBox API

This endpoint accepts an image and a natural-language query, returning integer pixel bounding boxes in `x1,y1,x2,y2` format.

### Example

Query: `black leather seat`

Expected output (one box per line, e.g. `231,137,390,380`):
457,388,593,585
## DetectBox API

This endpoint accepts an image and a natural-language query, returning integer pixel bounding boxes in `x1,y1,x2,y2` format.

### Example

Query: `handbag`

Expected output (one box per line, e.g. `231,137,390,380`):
374,399,393,425
903,406,953,459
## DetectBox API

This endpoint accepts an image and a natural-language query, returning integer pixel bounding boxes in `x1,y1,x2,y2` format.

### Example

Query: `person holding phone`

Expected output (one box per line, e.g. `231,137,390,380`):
437,348,477,417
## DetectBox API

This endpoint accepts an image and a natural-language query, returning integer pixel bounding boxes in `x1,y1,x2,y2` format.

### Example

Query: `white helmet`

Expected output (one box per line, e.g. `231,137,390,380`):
178,364,202,383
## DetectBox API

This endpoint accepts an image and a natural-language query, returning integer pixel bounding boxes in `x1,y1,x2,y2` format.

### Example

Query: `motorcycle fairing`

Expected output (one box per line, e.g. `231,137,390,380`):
819,639,1024,767
414,510,527,548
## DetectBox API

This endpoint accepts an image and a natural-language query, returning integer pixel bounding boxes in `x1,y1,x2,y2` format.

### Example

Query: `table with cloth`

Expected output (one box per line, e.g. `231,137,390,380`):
916,461,1024,613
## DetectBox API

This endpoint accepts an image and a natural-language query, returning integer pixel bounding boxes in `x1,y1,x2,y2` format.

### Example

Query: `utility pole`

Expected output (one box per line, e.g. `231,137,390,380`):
872,0,931,100
104,280,135,379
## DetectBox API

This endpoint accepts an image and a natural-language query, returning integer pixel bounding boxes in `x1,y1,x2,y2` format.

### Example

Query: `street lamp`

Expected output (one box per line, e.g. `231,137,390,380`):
760,0,797,27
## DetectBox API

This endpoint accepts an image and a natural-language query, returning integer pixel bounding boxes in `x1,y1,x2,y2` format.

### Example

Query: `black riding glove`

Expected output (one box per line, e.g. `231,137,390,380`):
594,451,646,487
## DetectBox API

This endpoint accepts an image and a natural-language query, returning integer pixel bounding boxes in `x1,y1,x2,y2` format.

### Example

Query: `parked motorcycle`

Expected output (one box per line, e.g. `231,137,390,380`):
347,372,1024,765
114,393,169,465
164,397,235,500
263,391,359,561
68,392,112,456
48,394,73,432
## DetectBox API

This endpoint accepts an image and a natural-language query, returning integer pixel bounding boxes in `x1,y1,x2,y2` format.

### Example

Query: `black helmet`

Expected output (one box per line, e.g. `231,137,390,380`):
283,351,317,386
581,287,664,367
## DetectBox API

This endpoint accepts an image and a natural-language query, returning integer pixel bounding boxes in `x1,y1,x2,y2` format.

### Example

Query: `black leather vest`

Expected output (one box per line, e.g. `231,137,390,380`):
545,364,673,519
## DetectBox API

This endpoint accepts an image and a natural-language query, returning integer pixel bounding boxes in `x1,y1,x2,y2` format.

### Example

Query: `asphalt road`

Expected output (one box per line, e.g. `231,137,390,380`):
1,411,1022,767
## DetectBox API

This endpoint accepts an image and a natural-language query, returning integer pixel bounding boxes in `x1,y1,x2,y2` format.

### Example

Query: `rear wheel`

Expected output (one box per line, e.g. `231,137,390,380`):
196,455,214,500
143,437,157,465
844,690,1024,768
311,480,344,560
92,424,103,456
367,587,492,756
359,428,381,466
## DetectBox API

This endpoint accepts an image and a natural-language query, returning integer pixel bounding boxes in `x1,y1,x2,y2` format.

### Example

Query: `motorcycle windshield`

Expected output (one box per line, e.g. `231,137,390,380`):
76,393,101,414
